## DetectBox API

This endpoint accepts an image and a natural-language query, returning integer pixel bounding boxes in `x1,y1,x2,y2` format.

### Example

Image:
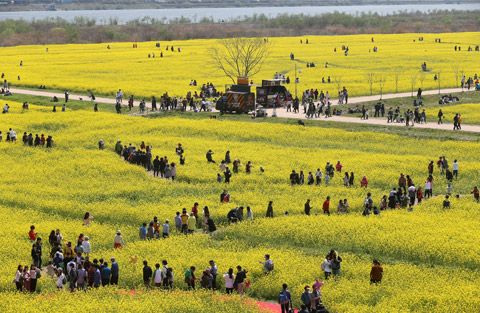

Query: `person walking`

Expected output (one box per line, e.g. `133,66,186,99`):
329,250,343,278
452,159,459,179
278,283,292,313
266,201,274,218
162,260,173,289
437,109,443,124
187,213,196,234
185,266,198,290
114,230,125,248
152,263,163,288
322,197,330,216
304,199,312,215
471,186,479,202
209,260,218,290
234,266,248,295
56,268,65,290
110,257,119,285
260,254,274,275
321,255,332,279
301,286,312,311
143,261,153,289
101,262,110,286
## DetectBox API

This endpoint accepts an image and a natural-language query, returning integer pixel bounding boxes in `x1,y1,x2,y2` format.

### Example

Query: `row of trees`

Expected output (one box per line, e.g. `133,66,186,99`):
362,64,466,98
212,37,468,97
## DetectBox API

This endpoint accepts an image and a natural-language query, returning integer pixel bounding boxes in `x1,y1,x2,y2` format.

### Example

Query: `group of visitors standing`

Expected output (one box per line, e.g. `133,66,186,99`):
18,223,120,292
1,128,53,147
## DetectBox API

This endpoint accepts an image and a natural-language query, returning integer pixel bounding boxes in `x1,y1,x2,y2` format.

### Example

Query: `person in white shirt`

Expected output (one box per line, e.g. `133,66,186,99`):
14,265,23,291
153,263,163,287
315,169,323,185
322,256,332,280
57,269,65,290
56,229,63,245
223,268,235,294
82,236,91,257
246,206,253,220
66,260,77,274
162,220,170,238
114,230,125,248
9,128,16,141
452,159,459,179
161,260,173,289
425,180,432,198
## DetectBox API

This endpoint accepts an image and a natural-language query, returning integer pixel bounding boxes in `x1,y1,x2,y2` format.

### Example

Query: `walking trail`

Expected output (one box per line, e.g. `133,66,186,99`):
9,87,480,132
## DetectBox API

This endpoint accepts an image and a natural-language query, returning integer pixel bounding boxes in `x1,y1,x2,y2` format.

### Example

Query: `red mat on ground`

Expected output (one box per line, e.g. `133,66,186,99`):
256,301,298,313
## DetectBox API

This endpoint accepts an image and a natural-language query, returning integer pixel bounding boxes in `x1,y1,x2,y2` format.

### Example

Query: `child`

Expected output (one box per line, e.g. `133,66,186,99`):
324,173,330,186
46,261,56,277
447,183,452,195
29,225,37,243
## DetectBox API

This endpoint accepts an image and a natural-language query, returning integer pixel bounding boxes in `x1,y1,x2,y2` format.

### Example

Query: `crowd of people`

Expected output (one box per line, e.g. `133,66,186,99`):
16,223,121,292
12,135,478,313
112,140,181,179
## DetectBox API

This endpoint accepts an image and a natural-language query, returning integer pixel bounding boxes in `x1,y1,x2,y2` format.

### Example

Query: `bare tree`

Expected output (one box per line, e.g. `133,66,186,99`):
410,73,417,97
419,72,426,89
211,37,271,83
376,74,387,100
452,64,460,87
333,75,343,97
393,69,401,93
437,71,441,94
364,72,375,95
460,69,465,91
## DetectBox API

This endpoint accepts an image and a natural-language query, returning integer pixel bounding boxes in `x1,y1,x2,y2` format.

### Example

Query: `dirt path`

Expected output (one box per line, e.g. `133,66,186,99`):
273,109,480,132
9,87,480,132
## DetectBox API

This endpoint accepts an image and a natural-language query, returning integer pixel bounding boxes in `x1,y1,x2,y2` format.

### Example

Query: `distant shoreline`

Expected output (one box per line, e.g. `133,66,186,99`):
1,0,480,12
0,10,479,47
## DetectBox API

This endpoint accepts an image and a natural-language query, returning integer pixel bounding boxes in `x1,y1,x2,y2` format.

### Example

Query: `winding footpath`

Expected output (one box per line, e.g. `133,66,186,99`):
9,87,480,133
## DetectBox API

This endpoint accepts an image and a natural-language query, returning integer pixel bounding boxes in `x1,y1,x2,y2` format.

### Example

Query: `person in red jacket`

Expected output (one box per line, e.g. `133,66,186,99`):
322,196,330,216
416,186,423,203
335,161,343,173
191,202,199,219
29,225,37,243
360,176,369,187
471,186,479,202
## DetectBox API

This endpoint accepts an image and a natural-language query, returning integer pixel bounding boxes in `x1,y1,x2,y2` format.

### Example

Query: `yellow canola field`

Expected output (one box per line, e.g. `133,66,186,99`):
0,32,478,99
440,102,480,125
0,100,480,312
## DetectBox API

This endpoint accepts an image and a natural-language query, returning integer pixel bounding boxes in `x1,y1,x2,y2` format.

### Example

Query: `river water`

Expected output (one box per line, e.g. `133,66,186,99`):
0,3,478,25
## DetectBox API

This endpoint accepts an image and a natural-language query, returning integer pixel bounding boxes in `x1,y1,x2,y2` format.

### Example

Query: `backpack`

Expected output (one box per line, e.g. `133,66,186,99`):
279,290,290,304
64,247,73,257
166,267,173,279
184,269,191,283
265,260,274,272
